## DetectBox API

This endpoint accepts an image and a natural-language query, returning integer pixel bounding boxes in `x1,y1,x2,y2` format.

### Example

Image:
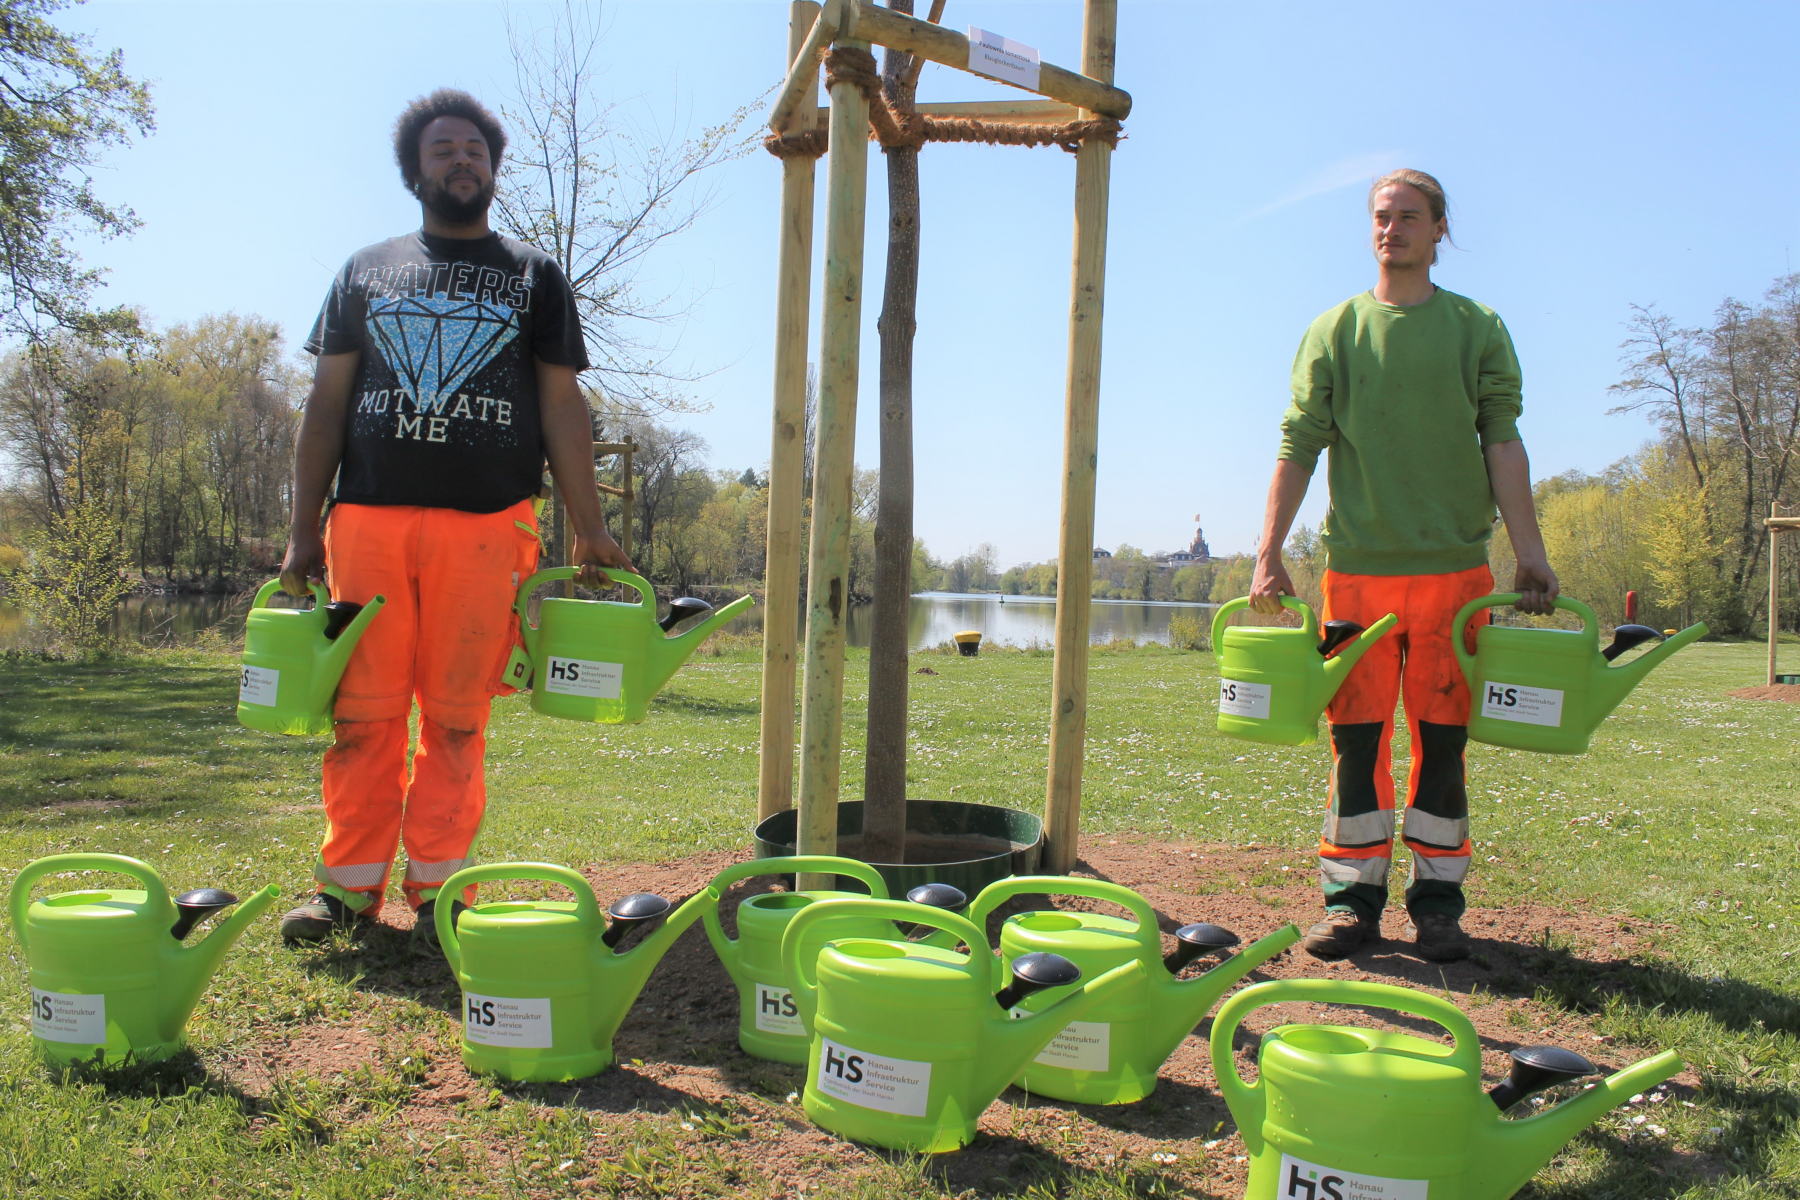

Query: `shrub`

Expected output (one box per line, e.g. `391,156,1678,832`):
1167,612,1209,651
6,499,135,647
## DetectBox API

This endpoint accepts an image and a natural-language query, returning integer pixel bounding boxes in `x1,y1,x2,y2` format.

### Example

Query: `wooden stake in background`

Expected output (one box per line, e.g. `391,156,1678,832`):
1043,0,1118,875
758,1,822,823
795,36,873,892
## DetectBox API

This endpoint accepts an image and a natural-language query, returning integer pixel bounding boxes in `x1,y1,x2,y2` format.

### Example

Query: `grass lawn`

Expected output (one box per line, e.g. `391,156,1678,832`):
0,635,1797,1198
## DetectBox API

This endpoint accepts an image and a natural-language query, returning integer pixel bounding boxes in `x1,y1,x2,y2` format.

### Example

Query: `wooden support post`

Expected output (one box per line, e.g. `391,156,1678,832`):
759,2,821,824
1773,502,1782,687
1042,0,1118,875
770,0,841,134
594,440,636,561
794,33,873,892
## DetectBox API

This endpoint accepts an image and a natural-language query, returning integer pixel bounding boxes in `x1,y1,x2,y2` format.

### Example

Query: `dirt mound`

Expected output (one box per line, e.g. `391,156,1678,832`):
237,840,1709,1197
1727,683,1800,702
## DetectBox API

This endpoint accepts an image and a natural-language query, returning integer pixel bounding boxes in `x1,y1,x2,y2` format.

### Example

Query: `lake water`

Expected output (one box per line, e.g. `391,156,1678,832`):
721,592,1216,650
0,590,1217,652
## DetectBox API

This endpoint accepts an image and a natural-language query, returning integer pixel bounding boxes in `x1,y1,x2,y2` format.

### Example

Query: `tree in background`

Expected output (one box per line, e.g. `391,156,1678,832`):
0,0,154,343
7,496,134,645
496,0,753,413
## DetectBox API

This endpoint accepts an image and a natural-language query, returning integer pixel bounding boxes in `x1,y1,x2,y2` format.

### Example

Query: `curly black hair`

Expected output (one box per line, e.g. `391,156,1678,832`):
392,89,508,193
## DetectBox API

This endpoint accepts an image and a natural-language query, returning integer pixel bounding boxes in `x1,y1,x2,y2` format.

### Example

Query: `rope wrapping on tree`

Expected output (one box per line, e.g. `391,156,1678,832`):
763,44,1125,160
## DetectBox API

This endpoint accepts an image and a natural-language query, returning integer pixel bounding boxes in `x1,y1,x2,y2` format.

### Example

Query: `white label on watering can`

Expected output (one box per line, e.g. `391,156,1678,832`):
1218,678,1272,720
31,989,105,1043
239,665,280,707
1010,1009,1110,1071
543,657,623,700
1278,1154,1428,1200
463,993,554,1049
753,983,804,1036
1479,681,1564,727
816,1036,931,1117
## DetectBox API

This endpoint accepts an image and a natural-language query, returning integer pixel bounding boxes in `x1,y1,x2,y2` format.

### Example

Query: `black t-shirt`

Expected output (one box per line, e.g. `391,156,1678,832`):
305,230,589,513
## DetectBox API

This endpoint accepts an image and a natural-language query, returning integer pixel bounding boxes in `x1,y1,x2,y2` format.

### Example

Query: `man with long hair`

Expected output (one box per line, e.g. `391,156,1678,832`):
1250,169,1557,962
276,89,631,949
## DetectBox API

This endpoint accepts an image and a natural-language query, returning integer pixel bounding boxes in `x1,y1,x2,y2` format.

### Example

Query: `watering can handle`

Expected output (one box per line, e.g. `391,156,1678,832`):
432,862,602,974
252,577,328,611
966,876,1163,969
781,898,988,1037
699,855,891,970
513,567,656,630
1210,978,1482,1114
1450,594,1600,683
1210,594,1317,650
8,853,174,953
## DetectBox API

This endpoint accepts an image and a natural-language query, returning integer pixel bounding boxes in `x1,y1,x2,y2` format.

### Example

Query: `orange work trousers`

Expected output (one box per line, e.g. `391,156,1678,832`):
1316,564,1492,921
313,500,539,913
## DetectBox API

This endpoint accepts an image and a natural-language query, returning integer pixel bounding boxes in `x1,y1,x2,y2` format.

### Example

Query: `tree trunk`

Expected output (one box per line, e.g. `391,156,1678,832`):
862,15,919,864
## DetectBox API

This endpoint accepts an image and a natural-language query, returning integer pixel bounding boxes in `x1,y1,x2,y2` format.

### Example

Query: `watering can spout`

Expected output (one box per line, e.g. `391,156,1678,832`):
1152,923,1300,1060
598,889,713,1007
167,884,279,1036
319,595,386,694
1482,1049,1683,1199
1594,621,1707,712
645,594,755,694
981,959,1147,1099
1316,612,1397,704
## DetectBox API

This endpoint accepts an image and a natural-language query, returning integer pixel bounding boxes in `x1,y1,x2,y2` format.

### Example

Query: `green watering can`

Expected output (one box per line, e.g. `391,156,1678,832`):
514,568,754,724
238,579,386,735
1212,979,1684,1200
1451,595,1707,754
1212,597,1397,746
963,877,1300,1105
701,856,967,1064
781,897,1146,1152
9,854,279,1066
435,862,711,1082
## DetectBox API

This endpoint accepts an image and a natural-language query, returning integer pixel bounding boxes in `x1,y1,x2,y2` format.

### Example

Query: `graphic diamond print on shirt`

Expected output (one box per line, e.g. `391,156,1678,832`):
366,294,520,413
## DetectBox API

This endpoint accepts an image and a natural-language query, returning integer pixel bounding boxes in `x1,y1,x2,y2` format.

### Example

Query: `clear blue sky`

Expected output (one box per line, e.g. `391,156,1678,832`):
64,1,1800,566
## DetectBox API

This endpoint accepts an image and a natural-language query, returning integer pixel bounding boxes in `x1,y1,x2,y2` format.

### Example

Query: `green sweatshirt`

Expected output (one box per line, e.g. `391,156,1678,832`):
1278,287,1523,576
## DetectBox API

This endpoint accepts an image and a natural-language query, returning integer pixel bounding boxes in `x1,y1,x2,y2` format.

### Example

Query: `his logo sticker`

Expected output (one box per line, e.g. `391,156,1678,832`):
1278,1154,1428,1200
543,657,623,700
753,983,803,1036
815,1037,931,1117
239,665,279,707
1479,681,1564,727
1218,678,1272,720
463,993,553,1048
30,989,106,1043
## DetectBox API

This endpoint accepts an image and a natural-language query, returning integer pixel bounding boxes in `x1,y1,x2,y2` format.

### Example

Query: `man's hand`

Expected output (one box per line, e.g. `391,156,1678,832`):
569,529,635,588
280,530,327,598
1250,554,1295,615
1512,557,1559,616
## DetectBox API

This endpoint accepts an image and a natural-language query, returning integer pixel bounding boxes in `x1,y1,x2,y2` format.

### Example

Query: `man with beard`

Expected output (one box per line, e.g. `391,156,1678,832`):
276,89,633,950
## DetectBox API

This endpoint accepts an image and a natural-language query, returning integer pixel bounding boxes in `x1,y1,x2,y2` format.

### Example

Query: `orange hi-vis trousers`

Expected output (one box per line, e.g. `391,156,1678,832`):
1317,564,1493,921
314,500,540,913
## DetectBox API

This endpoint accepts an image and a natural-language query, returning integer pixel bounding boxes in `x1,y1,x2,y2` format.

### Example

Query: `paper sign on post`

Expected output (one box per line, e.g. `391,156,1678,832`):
966,27,1041,92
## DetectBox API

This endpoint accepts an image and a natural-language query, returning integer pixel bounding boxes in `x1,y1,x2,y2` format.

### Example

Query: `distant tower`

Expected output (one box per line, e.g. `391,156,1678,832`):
1189,515,1211,561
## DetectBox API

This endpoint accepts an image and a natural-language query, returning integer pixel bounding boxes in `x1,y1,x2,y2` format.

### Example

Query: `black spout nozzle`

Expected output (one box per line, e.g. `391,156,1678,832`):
994,951,1082,1010
322,601,364,640
170,888,238,940
658,597,714,633
1603,624,1663,662
1163,922,1241,974
905,883,967,913
1488,1045,1599,1110
1318,620,1367,658
602,892,673,948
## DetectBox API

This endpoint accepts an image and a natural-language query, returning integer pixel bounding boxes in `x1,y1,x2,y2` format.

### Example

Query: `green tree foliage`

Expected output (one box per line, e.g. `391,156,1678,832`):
0,0,154,341
7,495,134,644
0,316,303,583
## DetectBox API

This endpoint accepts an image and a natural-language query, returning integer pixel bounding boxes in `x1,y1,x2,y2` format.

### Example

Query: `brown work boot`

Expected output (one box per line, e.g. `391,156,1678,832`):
1406,912,1472,962
1301,909,1380,958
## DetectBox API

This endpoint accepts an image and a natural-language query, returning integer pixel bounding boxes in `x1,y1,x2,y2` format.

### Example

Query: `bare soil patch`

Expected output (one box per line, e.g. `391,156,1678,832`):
1727,683,1800,702
237,840,1709,1197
